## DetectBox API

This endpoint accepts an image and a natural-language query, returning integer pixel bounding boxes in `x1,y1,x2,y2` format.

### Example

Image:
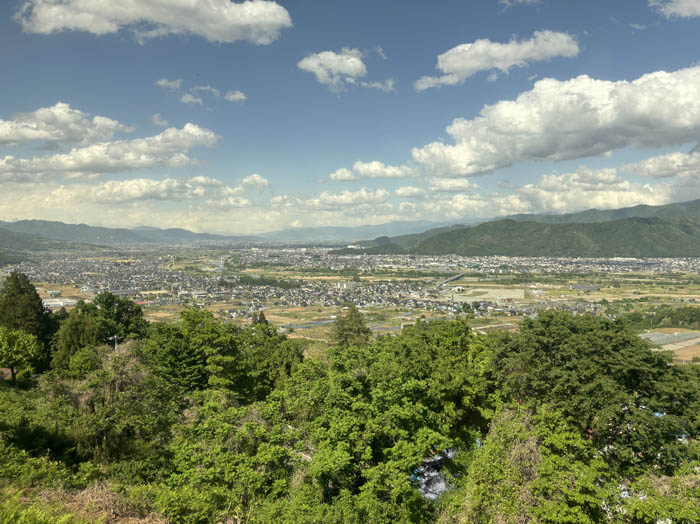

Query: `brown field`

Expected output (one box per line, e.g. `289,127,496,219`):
673,344,700,362
33,283,92,301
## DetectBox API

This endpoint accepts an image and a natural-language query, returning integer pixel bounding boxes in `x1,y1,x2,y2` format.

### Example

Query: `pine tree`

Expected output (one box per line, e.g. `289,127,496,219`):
330,304,372,348
0,271,48,339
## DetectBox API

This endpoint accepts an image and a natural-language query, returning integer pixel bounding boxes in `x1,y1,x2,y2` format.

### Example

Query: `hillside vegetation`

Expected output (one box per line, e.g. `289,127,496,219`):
355,198,700,256
0,272,699,523
410,216,700,257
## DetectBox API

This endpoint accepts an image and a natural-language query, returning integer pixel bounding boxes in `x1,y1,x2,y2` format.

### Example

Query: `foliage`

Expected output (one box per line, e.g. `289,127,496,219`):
0,272,46,336
0,292,698,523
330,304,372,348
494,311,700,476
52,304,99,372
0,491,89,524
0,327,41,382
93,291,148,341
52,292,147,374
439,406,612,524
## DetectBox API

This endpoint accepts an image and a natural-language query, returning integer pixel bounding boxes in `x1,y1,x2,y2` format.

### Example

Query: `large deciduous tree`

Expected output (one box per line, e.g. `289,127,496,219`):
93,291,148,342
0,326,40,382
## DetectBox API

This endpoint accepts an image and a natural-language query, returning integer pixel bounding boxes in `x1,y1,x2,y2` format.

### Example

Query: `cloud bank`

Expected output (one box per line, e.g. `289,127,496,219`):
413,66,700,176
15,0,292,44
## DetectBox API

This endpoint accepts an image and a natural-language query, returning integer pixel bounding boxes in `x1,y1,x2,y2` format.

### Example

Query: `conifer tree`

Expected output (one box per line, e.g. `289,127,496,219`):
330,303,372,348
0,271,48,340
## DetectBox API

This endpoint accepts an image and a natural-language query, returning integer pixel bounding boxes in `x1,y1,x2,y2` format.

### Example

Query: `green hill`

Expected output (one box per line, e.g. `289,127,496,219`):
413,216,700,257
506,198,700,224
361,199,700,252
0,227,94,266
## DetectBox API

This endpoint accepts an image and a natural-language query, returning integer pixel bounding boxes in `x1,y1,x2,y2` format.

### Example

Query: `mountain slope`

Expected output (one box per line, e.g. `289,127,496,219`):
359,199,700,251
413,217,700,257
0,227,95,265
505,199,700,224
0,220,257,245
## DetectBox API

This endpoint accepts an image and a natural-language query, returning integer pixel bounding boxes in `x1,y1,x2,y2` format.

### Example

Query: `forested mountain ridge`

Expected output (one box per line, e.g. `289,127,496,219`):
411,216,700,257
358,198,700,253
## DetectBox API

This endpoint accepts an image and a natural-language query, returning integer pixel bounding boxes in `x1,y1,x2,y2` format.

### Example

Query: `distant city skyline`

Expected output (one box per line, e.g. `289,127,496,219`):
1,0,700,234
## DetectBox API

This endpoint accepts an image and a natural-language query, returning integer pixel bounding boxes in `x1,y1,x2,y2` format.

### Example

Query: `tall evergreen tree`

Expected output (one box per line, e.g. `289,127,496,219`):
330,303,372,348
0,271,48,340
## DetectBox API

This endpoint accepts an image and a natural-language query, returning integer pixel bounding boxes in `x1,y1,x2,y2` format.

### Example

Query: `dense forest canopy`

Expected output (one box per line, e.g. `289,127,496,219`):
0,271,698,523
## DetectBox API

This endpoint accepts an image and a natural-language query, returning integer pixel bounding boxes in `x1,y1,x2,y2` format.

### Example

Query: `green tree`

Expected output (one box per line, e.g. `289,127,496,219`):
495,311,699,476
0,271,48,339
330,304,372,348
441,405,613,524
252,311,268,326
0,326,41,382
52,302,99,372
93,291,148,342
0,272,53,371
237,321,304,402
141,322,208,393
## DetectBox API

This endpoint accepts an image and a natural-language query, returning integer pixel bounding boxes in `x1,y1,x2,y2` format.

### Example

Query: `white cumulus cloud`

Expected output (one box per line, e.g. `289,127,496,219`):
415,30,579,91
329,160,415,181
0,123,219,181
624,151,700,178
429,178,477,192
180,93,204,105
47,175,232,205
515,166,671,214
650,0,700,17
308,187,389,208
360,79,395,92
298,48,395,94
15,0,292,44
413,66,700,176
395,186,425,198
240,173,270,189
191,85,221,97
298,48,367,92
0,102,132,146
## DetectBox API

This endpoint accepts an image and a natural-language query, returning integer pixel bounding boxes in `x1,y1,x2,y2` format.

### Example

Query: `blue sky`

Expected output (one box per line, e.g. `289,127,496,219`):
1,0,700,234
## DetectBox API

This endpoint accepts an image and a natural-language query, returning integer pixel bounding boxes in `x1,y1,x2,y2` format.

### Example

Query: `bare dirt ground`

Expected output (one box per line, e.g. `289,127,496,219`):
673,344,700,362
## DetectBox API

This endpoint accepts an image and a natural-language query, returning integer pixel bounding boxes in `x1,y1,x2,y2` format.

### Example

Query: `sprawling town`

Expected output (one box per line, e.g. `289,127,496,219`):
5,246,700,334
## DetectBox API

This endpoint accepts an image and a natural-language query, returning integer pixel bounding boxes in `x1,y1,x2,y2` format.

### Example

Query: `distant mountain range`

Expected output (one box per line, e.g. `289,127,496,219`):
5,198,700,257
352,198,700,257
0,219,455,246
258,220,455,243
0,220,258,246
411,217,700,257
